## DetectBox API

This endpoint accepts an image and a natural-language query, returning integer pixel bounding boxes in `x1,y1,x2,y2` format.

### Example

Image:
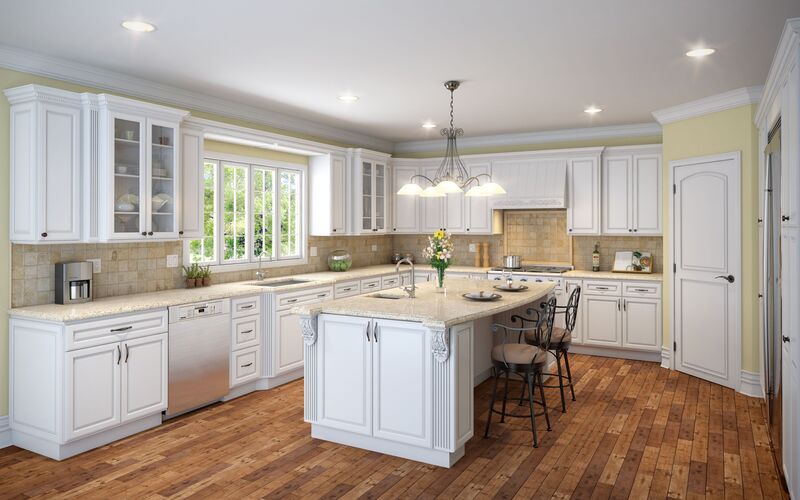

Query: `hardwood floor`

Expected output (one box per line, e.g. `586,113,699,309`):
0,354,788,499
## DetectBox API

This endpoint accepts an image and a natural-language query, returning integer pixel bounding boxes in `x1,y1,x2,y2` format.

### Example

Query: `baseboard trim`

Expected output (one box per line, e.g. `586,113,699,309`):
0,416,10,449
569,345,661,363
661,346,671,369
739,370,763,398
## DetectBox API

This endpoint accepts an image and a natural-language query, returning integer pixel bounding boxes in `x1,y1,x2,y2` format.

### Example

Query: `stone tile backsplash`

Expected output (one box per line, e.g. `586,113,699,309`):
391,234,505,267
572,235,663,272
504,210,571,264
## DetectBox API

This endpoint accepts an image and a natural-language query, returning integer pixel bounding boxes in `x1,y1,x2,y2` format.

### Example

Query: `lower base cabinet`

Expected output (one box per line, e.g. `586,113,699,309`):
583,295,623,347
622,297,661,349
276,308,306,374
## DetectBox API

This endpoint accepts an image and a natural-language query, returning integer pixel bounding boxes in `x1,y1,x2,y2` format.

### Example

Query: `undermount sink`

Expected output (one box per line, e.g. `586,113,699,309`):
251,279,312,287
369,292,407,300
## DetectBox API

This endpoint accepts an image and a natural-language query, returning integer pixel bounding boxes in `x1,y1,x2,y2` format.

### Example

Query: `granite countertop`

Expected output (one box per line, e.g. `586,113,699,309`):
562,270,663,282
294,280,555,329
8,264,493,323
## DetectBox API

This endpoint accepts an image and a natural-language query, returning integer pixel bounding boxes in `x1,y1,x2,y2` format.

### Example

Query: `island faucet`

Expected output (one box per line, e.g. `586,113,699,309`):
255,254,267,281
396,258,416,298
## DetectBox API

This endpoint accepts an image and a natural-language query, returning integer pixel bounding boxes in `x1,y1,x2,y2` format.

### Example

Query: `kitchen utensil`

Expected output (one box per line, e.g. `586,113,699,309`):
462,291,502,301
493,284,528,292
328,249,352,272
502,255,522,269
391,252,403,264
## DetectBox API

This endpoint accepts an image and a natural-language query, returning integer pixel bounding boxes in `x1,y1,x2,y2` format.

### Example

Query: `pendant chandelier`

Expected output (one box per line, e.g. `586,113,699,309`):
397,81,505,198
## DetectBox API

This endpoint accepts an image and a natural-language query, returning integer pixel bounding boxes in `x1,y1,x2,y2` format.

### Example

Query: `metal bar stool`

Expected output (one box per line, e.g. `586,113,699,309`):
483,296,557,447
513,286,581,413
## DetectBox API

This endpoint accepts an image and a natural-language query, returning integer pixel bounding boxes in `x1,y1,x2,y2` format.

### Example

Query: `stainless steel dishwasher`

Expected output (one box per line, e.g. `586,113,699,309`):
165,299,231,418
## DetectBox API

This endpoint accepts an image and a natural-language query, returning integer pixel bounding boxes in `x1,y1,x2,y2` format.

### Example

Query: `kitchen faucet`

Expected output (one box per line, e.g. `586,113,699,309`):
255,254,267,281
396,258,416,298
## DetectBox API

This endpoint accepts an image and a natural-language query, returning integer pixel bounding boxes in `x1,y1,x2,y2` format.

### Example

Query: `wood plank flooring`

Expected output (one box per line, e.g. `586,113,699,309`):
0,354,788,499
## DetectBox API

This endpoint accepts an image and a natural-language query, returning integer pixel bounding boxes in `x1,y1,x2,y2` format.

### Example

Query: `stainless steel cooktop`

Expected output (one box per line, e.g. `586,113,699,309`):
488,265,573,274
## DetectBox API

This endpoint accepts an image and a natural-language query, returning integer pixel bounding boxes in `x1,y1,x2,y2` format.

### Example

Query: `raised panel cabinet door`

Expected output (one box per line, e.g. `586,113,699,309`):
633,155,662,234
602,156,632,234
179,127,204,238
421,166,444,232
121,333,168,422
622,298,661,350
583,295,622,346
317,314,373,435
392,166,419,233
372,319,432,447
567,158,600,234
65,342,121,441
40,102,81,241
331,155,347,233
445,190,466,233
780,66,799,227
467,163,492,233
275,309,305,375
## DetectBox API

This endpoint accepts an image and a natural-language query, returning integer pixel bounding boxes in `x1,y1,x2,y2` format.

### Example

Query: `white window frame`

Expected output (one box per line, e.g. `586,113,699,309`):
184,151,308,272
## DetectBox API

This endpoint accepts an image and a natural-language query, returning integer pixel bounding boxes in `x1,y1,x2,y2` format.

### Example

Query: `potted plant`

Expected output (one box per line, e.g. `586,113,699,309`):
200,265,212,287
423,228,453,292
183,263,201,288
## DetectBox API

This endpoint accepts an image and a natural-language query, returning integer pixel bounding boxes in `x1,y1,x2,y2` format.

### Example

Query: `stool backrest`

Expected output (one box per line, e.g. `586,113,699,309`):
564,285,581,333
537,295,558,351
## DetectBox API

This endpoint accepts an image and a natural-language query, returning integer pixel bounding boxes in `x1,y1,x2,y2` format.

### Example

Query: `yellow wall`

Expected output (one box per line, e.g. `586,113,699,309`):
661,104,761,373
204,140,308,165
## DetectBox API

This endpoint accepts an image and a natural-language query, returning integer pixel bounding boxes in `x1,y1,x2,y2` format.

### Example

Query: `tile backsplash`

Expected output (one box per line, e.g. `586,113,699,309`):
504,210,571,264
391,234,504,267
572,236,663,272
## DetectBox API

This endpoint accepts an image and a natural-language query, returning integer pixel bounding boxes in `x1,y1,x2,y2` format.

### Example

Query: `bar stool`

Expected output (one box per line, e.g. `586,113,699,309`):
514,286,581,413
483,296,556,447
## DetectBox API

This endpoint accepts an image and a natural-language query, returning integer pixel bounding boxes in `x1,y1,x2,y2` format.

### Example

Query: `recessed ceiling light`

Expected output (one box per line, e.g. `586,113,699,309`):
422,121,437,129
584,106,602,115
686,48,715,58
121,20,156,32
338,94,359,102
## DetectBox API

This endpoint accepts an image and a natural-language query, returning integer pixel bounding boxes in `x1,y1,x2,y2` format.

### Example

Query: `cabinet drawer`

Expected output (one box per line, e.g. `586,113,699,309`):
623,282,661,298
66,310,168,351
230,346,260,388
381,275,402,289
232,295,260,318
583,280,623,296
360,278,381,292
277,287,333,310
335,281,361,299
233,316,260,350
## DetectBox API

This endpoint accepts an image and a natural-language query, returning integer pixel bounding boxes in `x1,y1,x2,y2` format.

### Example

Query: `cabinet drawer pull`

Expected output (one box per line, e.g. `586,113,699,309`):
124,343,129,363
241,329,254,335
317,293,327,298
374,322,379,342
365,323,370,342
241,362,253,368
116,345,121,365
633,288,650,292
110,325,133,333
617,299,621,311
623,300,627,312
595,286,610,291
341,287,352,292
240,304,254,310
286,298,298,303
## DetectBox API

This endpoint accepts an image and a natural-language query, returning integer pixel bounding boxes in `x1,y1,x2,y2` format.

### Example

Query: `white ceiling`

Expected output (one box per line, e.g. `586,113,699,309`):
1,0,798,144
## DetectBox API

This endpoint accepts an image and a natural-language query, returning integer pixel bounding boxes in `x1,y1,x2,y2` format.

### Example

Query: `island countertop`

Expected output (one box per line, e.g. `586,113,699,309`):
294,279,555,329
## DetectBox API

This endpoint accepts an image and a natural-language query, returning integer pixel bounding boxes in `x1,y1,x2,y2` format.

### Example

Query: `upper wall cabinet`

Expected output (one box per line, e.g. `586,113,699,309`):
392,165,420,233
567,154,601,235
96,95,189,241
601,146,662,235
6,85,82,243
352,149,391,234
179,124,205,239
309,153,349,235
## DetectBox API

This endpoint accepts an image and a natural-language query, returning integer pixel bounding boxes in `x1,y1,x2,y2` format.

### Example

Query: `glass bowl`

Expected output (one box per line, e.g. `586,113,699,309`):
327,249,352,272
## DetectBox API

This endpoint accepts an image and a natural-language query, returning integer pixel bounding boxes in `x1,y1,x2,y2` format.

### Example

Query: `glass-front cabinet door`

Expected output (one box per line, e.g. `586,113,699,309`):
148,121,178,237
112,116,146,238
362,161,373,232
374,163,386,231
360,160,388,233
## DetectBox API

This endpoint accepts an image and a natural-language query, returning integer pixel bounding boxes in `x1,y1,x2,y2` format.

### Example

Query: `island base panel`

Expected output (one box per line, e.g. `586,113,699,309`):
312,425,465,468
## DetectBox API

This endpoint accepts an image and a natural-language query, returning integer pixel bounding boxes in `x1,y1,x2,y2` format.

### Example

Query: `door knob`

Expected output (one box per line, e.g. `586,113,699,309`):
715,275,735,283
783,336,791,343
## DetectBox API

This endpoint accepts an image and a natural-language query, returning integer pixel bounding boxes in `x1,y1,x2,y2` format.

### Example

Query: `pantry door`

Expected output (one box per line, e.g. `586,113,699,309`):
671,152,741,389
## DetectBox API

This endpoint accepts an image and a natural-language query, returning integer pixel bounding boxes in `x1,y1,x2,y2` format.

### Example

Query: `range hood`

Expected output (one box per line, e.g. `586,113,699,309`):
490,159,567,209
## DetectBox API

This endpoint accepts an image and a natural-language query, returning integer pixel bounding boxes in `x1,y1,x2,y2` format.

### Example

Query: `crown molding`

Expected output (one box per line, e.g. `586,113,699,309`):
755,18,800,125
652,86,763,125
392,122,661,155
0,44,393,152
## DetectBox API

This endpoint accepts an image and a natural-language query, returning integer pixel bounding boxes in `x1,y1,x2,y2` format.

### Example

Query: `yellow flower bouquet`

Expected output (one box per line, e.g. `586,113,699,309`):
423,228,454,289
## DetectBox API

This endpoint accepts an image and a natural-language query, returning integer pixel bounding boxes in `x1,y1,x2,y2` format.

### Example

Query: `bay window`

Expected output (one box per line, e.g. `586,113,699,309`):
188,155,306,267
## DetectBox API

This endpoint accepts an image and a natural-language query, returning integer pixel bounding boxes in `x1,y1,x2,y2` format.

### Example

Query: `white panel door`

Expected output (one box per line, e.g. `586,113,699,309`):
673,153,740,389
567,157,600,234
121,333,167,422
420,166,444,233
392,166,419,233
65,343,121,440
633,154,662,234
445,191,466,233
583,295,622,346
317,314,373,435
179,128,204,239
331,155,347,234
622,297,661,350
40,103,81,241
467,163,492,234
372,319,432,447
275,309,305,375
603,156,632,234
781,226,799,490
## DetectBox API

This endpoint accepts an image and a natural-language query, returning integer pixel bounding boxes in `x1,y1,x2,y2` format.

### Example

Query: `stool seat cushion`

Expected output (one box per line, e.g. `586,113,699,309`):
491,343,548,366
525,326,571,347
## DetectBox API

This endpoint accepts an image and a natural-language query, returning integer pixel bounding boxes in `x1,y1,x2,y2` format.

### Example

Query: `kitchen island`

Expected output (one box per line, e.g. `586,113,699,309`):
294,279,555,467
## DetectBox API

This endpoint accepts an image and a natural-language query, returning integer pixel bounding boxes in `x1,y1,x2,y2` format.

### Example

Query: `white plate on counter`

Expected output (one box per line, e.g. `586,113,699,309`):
462,292,502,301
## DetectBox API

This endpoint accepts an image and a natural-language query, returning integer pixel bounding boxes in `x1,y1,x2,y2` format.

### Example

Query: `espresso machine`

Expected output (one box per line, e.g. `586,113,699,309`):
55,262,93,304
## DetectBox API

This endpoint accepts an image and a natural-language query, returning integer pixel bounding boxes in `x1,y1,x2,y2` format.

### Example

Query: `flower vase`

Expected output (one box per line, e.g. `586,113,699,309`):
434,268,446,293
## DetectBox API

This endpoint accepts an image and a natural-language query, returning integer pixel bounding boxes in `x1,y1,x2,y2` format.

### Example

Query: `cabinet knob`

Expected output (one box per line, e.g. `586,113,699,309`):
148,231,154,236
41,232,47,238
782,215,790,222
628,228,633,232
568,228,573,233
332,229,337,232
466,228,470,231
141,231,147,236
633,229,638,233
178,230,184,235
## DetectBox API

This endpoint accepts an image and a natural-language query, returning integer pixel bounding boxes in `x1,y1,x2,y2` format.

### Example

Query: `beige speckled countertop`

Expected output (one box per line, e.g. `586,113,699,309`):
8,264,492,323
562,270,663,282
294,280,555,329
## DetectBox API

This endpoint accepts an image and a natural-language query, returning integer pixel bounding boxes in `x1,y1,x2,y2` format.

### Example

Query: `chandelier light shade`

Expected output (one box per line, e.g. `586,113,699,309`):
397,81,504,197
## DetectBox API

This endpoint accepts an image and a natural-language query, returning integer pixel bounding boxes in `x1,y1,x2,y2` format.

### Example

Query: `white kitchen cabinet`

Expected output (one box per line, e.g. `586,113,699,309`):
120,333,168,422
465,163,494,234
420,165,444,233
97,94,188,241
445,190,467,233
310,153,349,235
392,165,420,233
602,147,662,235
65,342,122,440
567,156,601,235
179,124,205,239
352,149,391,234
582,295,623,346
275,308,305,375
5,85,82,243
622,297,661,349
316,315,432,446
